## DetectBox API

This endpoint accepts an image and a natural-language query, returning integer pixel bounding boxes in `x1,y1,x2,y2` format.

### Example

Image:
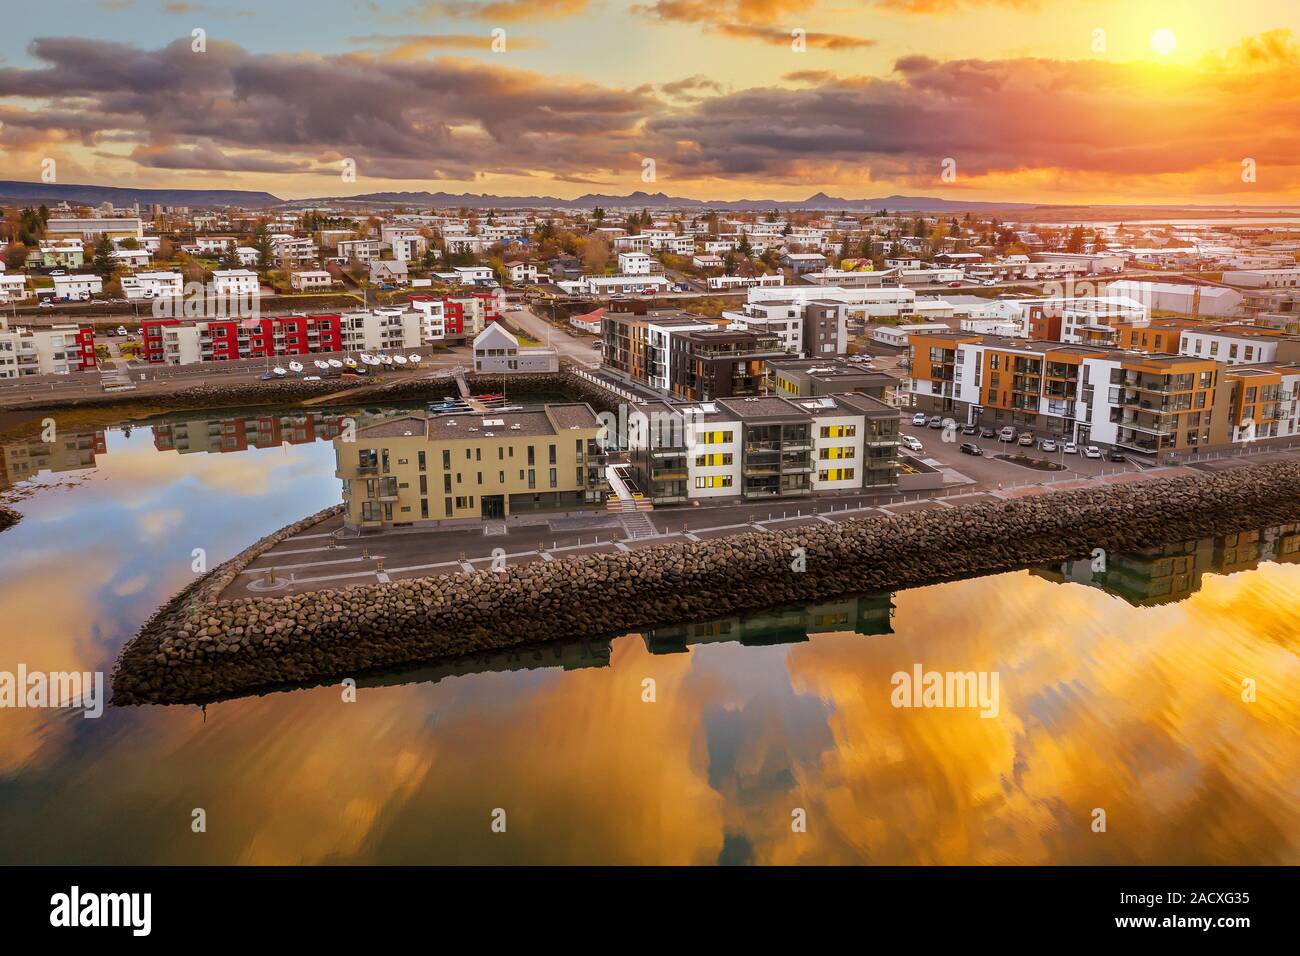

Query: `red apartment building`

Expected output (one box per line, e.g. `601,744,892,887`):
140,315,343,364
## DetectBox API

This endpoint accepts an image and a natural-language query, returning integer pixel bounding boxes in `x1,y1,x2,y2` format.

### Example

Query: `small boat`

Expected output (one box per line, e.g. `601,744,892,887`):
288,360,304,373
272,366,287,376
327,359,343,368
392,354,408,366
343,357,358,368
408,353,422,363
380,354,393,365
313,360,329,370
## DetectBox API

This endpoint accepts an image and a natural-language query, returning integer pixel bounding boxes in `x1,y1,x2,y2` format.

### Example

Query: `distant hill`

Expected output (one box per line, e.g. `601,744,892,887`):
297,189,1041,213
0,180,282,209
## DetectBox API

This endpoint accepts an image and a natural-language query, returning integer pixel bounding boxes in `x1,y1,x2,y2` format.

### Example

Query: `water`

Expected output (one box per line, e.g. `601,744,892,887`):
0,406,1297,864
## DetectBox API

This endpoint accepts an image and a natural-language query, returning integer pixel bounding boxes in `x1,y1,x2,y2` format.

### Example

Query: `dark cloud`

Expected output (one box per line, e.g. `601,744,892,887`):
0,37,658,182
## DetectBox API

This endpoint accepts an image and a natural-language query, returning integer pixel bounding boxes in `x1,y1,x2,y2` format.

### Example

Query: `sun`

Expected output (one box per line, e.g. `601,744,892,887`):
1151,28,1177,56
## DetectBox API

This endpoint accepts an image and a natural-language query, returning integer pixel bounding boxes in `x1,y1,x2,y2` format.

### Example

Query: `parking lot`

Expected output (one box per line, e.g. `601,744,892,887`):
898,415,1148,488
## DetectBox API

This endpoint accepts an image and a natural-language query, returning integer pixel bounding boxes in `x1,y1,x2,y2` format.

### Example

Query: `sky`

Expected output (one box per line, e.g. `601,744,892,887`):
1,0,1299,204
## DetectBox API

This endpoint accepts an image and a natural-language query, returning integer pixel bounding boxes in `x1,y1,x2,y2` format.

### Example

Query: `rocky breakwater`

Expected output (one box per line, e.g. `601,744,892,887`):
112,461,1300,706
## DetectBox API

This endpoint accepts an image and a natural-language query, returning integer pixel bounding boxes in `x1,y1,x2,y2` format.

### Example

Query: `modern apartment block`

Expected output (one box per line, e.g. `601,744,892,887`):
767,357,896,399
628,392,900,504
335,404,608,527
906,331,1251,457
0,429,106,491
723,298,847,357
1178,325,1300,365
0,320,97,377
140,309,421,365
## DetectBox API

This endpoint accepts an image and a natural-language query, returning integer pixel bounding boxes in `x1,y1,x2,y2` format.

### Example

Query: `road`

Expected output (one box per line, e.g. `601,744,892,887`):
504,300,602,368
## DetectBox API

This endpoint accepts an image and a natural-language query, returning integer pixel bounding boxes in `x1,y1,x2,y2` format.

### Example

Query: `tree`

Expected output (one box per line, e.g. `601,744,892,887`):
252,224,274,271
3,242,28,269
92,233,115,278
582,236,609,273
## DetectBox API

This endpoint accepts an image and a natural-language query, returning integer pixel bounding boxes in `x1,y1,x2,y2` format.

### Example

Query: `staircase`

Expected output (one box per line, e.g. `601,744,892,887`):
614,499,658,539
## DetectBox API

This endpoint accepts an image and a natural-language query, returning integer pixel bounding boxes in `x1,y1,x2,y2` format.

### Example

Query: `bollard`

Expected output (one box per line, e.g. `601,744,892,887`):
263,569,274,586
362,547,370,559
459,551,466,562
376,557,384,572
327,537,335,550
539,541,546,553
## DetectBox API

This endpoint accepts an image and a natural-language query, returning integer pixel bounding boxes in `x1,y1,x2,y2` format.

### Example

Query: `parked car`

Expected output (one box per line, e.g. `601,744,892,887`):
948,281,963,288
1040,438,1058,453
1108,449,1126,462
928,416,943,429
38,300,53,308
998,426,1016,442
959,423,977,435
49,269,66,277
1063,441,1078,455
591,341,603,349
979,426,997,439
1083,445,1103,459
1017,432,1035,446
912,412,928,426
901,435,924,452
115,326,128,336
959,442,983,456
981,279,997,287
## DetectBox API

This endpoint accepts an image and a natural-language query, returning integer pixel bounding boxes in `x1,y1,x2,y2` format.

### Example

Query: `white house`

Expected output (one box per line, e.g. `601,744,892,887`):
210,269,261,297
110,249,152,269
290,270,334,291
0,273,30,301
121,271,183,300
52,274,103,300
618,252,653,275
472,322,559,373
369,260,409,285
505,261,539,285
453,265,497,285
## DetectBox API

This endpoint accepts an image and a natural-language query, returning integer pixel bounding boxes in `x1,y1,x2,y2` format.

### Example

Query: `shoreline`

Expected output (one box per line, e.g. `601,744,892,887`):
111,460,1300,706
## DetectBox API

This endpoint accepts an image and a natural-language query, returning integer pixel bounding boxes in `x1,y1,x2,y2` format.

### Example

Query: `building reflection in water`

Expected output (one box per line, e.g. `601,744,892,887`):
0,429,106,491
1031,523,1300,606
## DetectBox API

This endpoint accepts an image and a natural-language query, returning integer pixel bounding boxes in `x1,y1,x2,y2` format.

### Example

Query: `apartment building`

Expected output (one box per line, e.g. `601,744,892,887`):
627,392,900,504
1221,363,1300,443
767,357,895,399
724,298,846,357
335,404,607,526
907,332,1233,458
0,320,96,377
36,241,86,269
618,252,653,275
1221,268,1300,289
1178,325,1300,366
667,328,787,401
706,274,785,291
337,239,383,263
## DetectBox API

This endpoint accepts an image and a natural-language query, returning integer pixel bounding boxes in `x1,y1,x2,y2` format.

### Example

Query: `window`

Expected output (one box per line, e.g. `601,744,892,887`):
420,498,428,518
527,445,535,465
694,453,733,466
548,444,557,465
549,468,557,488
700,430,733,445
819,468,855,481
419,475,427,494
418,451,426,471
694,475,733,489
820,424,856,438
819,446,854,460
442,449,451,469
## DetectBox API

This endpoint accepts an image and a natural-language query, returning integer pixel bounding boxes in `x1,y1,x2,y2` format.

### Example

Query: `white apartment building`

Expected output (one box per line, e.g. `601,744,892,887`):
111,249,152,269
339,308,423,353
121,271,183,300
410,298,446,342
613,234,654,253
52,274,103,300
618,252,653,275
453,265,496,285
337,239,383,263
652,235,695,255
211,270,261,297
684,407,742,499
1054,295,1149,344
389,234,428,262
0,320,94,377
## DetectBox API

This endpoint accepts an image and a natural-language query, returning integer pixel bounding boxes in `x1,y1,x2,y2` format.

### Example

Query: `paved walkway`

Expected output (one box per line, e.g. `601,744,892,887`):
217,450,1296,601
